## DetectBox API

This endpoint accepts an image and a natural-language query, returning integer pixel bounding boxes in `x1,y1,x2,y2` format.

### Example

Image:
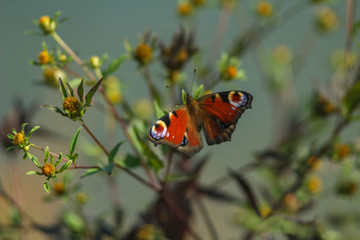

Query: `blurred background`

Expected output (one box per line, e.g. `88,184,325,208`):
1,0,360,239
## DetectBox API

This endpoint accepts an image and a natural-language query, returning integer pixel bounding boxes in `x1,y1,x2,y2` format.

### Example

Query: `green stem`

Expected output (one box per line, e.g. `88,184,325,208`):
31,144,72,163
51,31,97,82
52,31,162,192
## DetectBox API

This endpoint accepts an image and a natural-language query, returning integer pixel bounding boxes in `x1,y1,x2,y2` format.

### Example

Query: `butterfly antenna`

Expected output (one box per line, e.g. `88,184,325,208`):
190,68,197,94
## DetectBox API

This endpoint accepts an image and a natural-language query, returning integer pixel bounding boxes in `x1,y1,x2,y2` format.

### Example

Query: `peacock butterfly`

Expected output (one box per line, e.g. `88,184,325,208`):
147,90,253,157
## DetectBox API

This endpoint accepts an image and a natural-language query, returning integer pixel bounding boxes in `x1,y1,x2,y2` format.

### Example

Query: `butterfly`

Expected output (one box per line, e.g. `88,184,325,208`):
147,90,253,157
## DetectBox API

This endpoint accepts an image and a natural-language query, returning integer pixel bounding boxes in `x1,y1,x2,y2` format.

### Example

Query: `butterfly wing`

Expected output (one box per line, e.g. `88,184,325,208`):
147,107,203,157
197,91,253,145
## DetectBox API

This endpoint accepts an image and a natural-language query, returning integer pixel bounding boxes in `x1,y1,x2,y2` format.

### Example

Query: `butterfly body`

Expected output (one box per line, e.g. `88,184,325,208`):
148,91,253,157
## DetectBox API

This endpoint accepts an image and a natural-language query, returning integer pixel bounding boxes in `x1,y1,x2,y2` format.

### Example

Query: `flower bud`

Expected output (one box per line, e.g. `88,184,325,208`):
13,133,25,146
42,164,56,178
134,43,153,64
38,50,51,64
256,1,273,18
63,96,82,119
89,56,101,69
177,1,194,16
39,15,56,34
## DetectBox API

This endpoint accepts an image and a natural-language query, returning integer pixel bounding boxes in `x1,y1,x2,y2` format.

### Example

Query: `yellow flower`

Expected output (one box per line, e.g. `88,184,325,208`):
76,193,88,204
105,76,122,104
316,7,339,32
39,15,56,34
175,48,189,65
89,55,101,69
177,1,194,16
256,1,273,17
134,43,153,64
43,66,66,88
42,164,56,178
335,143,351,159
259,205,271,218
337,181,358,196
283,193,300,213
331,49,357,71
135,99,152,120
307,156,322,170
226,66,238,79
136,224,155,240
38,50,51,64
13,132,25,146
313,93,337,117
63,97,81,115
273,45,292,65
308,176,323,193
53,182,66,195
39,16,51,27
168,70,180,83
59,54,67,62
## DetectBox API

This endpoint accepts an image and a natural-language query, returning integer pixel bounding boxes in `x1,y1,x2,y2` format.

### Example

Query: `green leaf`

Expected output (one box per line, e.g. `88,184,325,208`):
182,89,187,105
55,153,63,167
101,54,129,78
44,146,50,162
28,153,42,168
9,207,21,226
116,154,140,168
28,126,40,138
6,146,18,151
193,84,204,99
62,211,85,233
154,100,165,119
43,179,50,193
69,128,81,156
7,134,14,139
59,78,68,99
123,39,132,53
128,124,163,171
57,160,73,173
108,141,124,164
21,123,28,132
343,80,360,115
98,163,115,175
41,105,67,116
26,171,39,175
163,173,191,183
68,77,82,88
147,152,164,172
85,78,103,106
66,82,75,97
77,79,84,103
80,168,101,179
22,152,28,160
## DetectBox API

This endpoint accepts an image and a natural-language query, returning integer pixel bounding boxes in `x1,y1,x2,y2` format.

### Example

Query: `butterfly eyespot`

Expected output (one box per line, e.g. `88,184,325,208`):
229,91,247,108
180,135,188,146
150,120,167,140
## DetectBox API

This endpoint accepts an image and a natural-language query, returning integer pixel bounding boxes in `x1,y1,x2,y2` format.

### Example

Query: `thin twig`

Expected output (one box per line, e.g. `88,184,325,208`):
80,120,110,156
194,194,220,240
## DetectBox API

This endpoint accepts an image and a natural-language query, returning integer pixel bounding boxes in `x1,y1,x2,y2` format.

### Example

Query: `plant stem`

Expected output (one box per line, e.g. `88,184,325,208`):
31,144,72,163
195,194,219,240
51,32,97,82
52,31,162,192
80,120,110,156
143,66,159,103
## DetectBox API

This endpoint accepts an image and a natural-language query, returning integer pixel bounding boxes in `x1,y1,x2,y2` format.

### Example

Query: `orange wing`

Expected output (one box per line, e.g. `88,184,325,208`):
197,91,253,145
148,108,203,157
